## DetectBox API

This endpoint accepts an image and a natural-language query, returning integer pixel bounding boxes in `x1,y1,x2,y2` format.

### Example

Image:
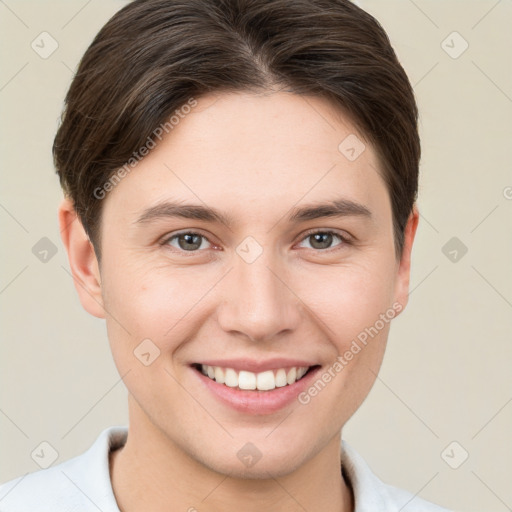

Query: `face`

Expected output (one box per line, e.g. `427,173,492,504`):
62,91,417,478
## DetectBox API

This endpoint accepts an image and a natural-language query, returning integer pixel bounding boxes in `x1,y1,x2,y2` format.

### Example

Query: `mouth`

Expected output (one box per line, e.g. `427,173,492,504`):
192,363,317,391
190,361,321,415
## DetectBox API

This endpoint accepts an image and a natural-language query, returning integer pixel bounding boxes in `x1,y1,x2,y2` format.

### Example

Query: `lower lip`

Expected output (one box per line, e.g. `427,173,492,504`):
193,366,321,415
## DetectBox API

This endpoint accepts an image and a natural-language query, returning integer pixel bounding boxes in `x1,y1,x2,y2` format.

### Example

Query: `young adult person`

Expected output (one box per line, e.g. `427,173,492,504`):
0,1,452,510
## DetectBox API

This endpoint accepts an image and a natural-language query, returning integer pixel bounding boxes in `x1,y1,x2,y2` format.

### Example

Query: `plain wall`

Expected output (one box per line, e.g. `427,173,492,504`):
0,1,511,511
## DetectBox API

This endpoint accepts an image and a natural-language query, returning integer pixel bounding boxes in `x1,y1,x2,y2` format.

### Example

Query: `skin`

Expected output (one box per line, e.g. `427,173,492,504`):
59,90,419,512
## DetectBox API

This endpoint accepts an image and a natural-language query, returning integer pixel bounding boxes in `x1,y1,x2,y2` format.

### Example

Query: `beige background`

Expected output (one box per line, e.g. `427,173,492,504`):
1,1,511,511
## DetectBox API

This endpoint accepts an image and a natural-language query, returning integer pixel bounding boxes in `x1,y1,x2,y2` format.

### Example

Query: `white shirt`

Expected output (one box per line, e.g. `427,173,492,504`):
0,425,452,511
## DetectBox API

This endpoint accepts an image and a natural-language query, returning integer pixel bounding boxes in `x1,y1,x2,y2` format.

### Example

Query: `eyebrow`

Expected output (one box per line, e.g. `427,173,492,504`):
134,198,372,228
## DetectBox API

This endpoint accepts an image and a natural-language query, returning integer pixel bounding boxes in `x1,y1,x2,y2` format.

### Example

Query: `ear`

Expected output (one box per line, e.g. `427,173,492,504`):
393,205,420,315
58,198,105,319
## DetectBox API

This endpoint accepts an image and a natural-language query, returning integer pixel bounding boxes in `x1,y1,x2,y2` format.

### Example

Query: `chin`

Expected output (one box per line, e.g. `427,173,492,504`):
201,450,303,480
186,429,322,480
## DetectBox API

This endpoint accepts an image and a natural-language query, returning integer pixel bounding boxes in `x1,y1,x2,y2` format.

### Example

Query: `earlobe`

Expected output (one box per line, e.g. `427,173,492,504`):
58,198,105,319
393,205,420,314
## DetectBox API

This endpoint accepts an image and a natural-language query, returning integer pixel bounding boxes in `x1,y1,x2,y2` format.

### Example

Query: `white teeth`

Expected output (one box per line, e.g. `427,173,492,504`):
224,368,238,388
297,366,308,379
238,370,257,390
214,366,225,384
257,370,276,391
286,367,297,385
275,368,287,387
199,365,311,390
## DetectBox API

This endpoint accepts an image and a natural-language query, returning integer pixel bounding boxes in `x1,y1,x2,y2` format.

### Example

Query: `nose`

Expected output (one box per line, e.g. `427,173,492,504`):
216,248,302,343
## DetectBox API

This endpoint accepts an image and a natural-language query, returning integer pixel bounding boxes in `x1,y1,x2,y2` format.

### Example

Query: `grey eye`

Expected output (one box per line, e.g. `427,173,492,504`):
168,232,209,251
299,231,345,250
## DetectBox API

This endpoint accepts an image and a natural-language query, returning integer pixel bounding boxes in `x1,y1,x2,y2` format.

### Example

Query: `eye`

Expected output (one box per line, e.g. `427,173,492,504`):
162,231,212,252
297,230,350,251
160,229,351,255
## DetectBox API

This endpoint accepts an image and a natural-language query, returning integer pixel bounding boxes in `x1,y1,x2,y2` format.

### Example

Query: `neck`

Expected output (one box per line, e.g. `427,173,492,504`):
110,396,354,512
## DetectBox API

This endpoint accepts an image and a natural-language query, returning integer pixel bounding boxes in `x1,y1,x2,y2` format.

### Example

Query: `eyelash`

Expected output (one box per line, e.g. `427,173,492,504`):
160,229,352,255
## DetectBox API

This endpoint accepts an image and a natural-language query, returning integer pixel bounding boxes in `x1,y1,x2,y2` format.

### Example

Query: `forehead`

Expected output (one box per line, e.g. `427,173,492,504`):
103,91,389,226
163,91,367,166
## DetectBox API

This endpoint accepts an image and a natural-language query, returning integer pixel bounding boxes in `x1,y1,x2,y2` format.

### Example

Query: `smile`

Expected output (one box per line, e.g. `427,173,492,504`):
191,359,321,414
198,364,311,391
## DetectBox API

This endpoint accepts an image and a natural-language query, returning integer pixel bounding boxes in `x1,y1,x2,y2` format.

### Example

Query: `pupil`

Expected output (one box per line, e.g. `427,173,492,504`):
312,233,332,249
180,233,201,250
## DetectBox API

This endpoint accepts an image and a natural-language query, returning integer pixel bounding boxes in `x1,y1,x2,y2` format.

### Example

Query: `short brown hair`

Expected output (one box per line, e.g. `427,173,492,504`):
53,0,420,260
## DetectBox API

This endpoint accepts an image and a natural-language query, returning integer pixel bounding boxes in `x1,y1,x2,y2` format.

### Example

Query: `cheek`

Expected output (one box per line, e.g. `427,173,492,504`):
100,260,195,357
298,257,397,347
101,267,196,407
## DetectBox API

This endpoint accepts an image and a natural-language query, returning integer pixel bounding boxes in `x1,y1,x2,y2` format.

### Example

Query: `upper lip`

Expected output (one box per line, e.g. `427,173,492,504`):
193,358,318,373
